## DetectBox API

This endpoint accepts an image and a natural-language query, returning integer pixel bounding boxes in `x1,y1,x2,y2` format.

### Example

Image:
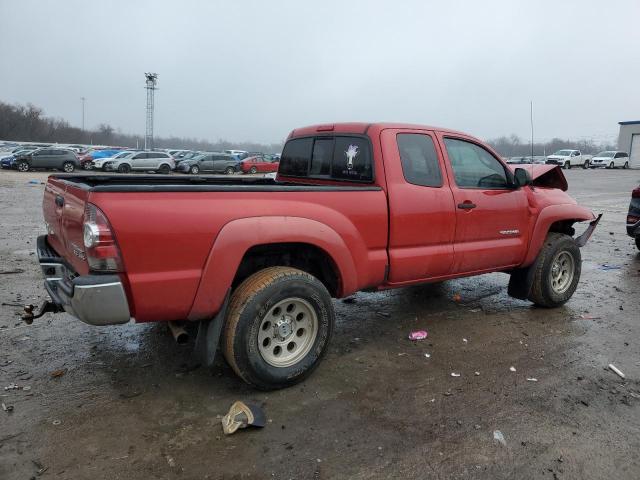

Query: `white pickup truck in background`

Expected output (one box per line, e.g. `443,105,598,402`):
545,149,593,169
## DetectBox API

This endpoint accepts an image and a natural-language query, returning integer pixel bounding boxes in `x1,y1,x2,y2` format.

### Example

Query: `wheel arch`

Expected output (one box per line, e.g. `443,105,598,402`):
187,216,358,321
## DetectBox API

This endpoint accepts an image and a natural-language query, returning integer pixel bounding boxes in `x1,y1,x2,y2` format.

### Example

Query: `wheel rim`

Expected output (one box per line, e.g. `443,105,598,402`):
63,163,74,172
18,162,28,172
250,167,257,174
550,251,575,294
226,167,234,174
257,297,318,368
191,166,199,174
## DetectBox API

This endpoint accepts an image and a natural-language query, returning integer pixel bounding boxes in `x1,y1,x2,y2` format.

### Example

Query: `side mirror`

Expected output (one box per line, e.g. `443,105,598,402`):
513,167,532,187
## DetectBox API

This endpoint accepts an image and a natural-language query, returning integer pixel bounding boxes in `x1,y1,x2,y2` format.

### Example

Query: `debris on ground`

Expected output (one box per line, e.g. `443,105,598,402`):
599,264,621,271
474,371,480,376
451,372,461,377
52,420,61,426
376,311,390,318
579,314,602,320
0,269,24,275
463,338,468,343
408,330,428,340
50,369,67,378
608,364,625,379
27,180,40,185
509,366,516,372
4,384,20,391
2,402,14,413
493,430,507,446
526,378,538,382
424,353,431,358
221,401,266,435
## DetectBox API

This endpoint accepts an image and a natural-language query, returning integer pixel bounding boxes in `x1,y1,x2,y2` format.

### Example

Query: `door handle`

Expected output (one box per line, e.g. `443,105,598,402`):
55,195,65,207
457,201,476,210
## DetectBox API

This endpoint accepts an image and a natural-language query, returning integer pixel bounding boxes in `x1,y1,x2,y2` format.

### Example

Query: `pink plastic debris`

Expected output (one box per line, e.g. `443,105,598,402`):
408,330,428,340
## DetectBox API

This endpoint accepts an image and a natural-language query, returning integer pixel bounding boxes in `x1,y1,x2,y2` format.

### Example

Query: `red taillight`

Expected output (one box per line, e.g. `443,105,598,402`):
83,203,124,272
632,187,640,199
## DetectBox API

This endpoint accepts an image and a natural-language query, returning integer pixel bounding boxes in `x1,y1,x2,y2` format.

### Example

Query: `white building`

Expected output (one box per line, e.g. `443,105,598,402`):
618,121,640,168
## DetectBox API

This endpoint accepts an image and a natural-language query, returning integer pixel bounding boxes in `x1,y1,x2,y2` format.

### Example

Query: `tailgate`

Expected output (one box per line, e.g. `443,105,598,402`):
43,177,91,275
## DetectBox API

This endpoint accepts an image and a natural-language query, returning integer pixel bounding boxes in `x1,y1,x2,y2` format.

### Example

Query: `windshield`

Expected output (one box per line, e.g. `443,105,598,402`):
553,150,574,156
595,151,615,158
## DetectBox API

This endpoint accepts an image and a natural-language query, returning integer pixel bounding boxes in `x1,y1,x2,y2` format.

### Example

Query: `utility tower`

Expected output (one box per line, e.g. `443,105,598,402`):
144,73,158,150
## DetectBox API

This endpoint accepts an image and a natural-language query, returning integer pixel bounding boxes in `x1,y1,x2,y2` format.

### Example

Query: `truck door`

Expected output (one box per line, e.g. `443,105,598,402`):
382,129,457,283
438,135,529,273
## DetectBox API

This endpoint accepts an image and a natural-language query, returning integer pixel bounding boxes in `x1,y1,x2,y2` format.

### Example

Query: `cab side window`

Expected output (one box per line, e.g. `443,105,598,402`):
444,138,509,189
397,134,442,187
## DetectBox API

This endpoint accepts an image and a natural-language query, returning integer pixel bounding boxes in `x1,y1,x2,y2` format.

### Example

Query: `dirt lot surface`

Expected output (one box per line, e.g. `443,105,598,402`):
1,168,639,479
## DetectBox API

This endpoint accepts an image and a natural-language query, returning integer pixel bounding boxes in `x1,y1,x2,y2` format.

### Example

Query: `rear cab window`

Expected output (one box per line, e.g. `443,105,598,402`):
280,135,373,182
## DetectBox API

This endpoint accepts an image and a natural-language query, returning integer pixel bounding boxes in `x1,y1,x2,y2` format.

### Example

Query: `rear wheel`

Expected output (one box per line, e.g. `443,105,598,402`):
158,164,171,174
190,165,200,174
583,160,589,169
225,166,235,175
17,161,29,172
118,164,131,173
223,267,334,390
528,233,581,307
62,162,75,173
249,166,258,174
624,161,629,169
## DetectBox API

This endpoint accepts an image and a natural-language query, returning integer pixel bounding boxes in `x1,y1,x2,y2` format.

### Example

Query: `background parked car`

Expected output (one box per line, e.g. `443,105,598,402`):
240,154,280,174
105,151,175,173
627,185,640,250
546,149,592,169
14,148,79,172
177,152,239,174
590,151,630,169
79,148,123,169
0,147,39,169
224,149,249,161
174,151,201,164
92,150,138,170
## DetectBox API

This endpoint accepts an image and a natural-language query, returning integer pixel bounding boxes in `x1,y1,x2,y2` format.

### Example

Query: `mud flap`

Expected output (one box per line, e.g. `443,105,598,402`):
194,292,230,368
508,255,543,300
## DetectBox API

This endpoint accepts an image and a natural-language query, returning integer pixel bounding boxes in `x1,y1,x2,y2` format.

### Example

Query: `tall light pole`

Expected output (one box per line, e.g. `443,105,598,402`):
144,73,158,150
81,97,86,131
530,100,534,159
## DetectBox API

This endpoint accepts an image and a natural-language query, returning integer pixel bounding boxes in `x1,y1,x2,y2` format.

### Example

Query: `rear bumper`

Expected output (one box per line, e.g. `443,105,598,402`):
37,235,131,326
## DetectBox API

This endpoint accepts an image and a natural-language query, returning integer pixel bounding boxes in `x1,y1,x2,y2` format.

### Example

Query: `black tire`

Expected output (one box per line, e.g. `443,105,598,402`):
624,162,629,169
583,160,589,169
225,166,235,175
118,163,131,173
190,165,200,174
249,166,258,174
223,266,334,390
636,237,640,251
62,162,75,173
608,162,614,169
528,233,581,308
158,164,171,174
566,162,571,169
17,161,30,172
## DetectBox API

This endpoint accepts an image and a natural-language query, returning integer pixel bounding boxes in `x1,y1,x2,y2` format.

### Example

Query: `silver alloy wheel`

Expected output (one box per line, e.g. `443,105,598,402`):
63,162,74,172
257,297,318,368
550,251,574,294
191,165,199,174
18,162,29,172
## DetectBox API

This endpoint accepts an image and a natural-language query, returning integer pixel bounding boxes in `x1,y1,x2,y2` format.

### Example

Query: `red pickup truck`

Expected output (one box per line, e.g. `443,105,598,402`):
31,123,600,389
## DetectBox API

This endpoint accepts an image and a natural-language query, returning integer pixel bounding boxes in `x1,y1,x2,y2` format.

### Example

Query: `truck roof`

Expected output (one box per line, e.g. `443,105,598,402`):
288,122,471,139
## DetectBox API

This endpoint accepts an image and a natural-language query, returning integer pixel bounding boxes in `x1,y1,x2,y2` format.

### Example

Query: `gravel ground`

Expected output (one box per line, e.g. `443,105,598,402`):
1,168,639,480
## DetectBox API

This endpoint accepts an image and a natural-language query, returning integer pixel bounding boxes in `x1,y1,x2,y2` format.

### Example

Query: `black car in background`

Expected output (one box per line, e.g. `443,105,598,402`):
627,185,640,250
177,152,239,174
15,148,79,172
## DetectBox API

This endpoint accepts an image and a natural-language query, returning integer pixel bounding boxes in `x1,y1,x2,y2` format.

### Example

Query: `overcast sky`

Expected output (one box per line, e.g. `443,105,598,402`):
1,0,639,144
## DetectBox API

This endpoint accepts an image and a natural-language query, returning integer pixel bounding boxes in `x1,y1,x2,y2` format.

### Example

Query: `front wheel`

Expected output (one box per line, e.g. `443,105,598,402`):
190,165,200,174
225,166,235,175
223,267,334,390
608,162,614,169
528,233,581,307
249,166,258,174
117,164,131,173
583,160,589,169
624,162,629,169
158,164,171,174
566,161,571,169
17,161,30,172
62,162,75,173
